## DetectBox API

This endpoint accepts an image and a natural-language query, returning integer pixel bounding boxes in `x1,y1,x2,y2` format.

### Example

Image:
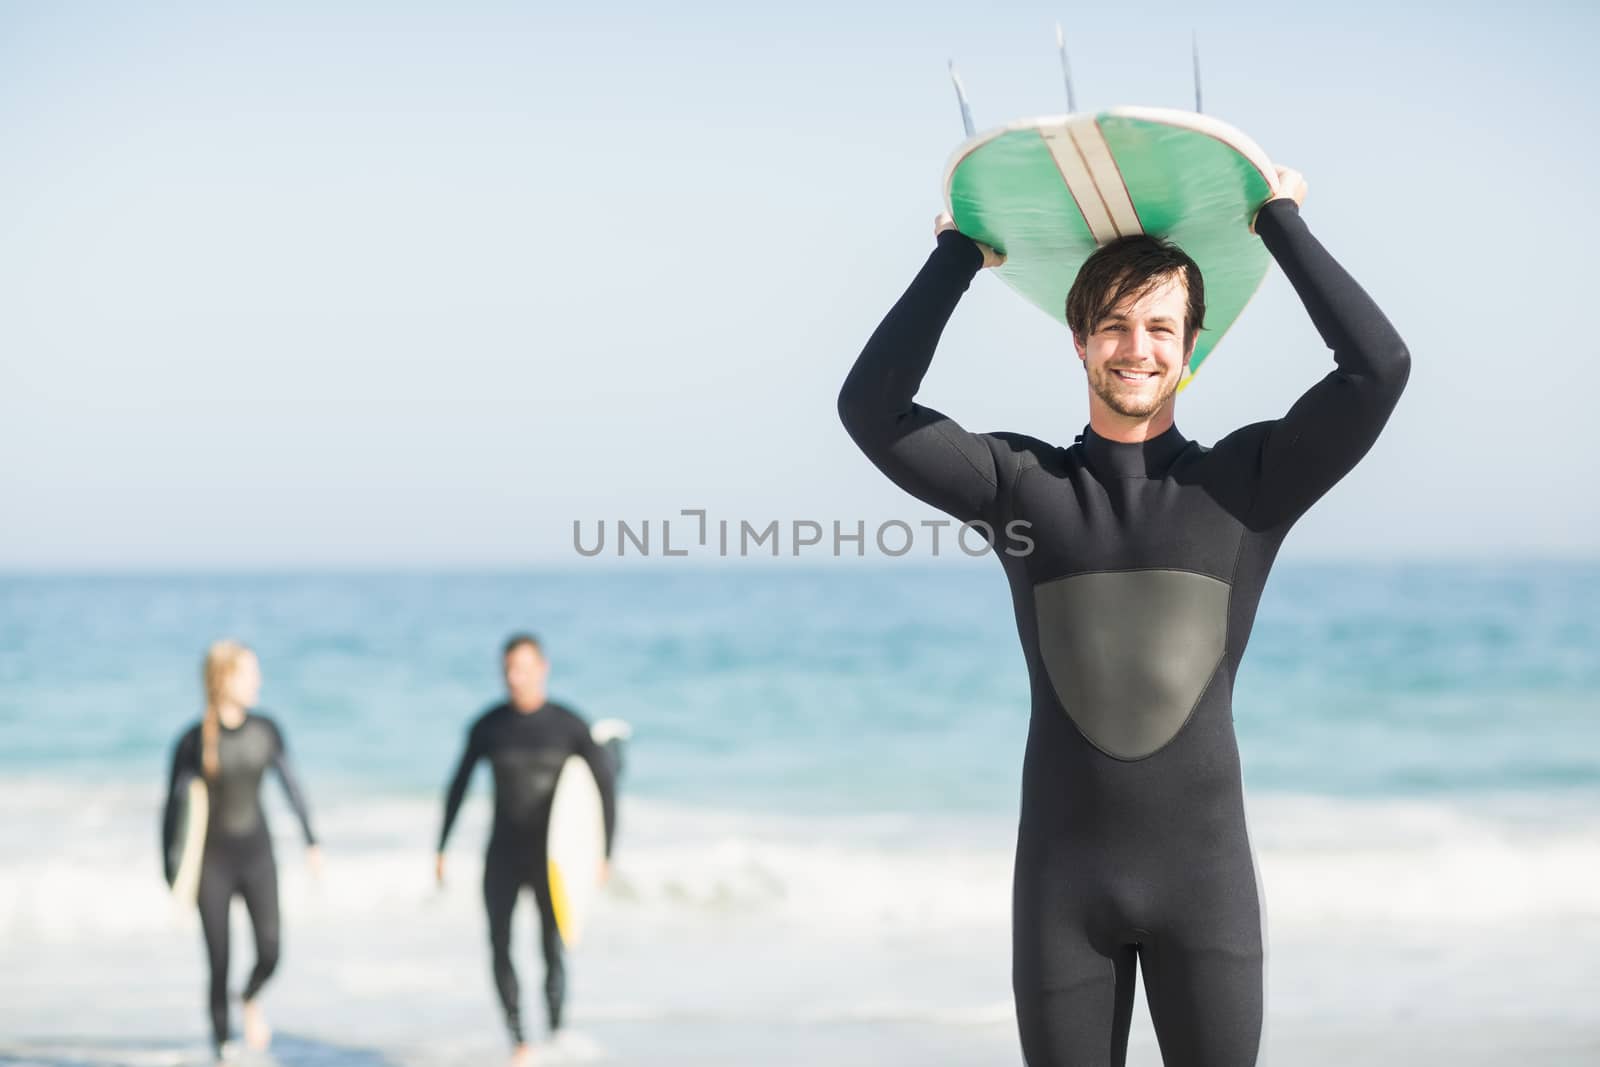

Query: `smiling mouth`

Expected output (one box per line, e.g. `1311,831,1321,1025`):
1111,369,1157,383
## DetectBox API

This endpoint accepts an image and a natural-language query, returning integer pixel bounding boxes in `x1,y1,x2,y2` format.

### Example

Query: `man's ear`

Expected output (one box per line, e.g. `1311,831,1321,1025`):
1072,333,1087,363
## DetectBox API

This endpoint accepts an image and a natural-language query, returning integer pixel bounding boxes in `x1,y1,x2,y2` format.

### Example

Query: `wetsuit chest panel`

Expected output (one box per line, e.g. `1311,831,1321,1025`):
1033,569,1230,760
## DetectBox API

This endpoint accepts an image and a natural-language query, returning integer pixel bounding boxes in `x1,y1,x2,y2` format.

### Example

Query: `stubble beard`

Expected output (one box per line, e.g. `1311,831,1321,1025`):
1090,363,1184,419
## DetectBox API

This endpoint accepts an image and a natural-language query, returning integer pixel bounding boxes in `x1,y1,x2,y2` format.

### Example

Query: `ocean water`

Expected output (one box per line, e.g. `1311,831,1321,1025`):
2,564,1598,1065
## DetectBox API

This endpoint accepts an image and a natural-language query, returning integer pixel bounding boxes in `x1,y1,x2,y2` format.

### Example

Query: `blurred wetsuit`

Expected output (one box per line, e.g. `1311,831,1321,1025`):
438,700,618,1043
164,713,317,1054
837,199,1409,1065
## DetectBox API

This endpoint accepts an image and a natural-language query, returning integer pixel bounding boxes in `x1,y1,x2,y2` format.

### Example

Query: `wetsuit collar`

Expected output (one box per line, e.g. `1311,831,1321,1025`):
1077,424,1190,479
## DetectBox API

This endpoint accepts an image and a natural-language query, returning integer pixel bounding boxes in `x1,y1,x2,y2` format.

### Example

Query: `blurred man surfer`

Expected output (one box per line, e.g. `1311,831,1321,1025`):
436,635,617,1067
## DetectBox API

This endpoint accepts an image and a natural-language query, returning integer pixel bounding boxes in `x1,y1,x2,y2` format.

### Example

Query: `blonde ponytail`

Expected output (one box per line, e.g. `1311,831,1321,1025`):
201,639,252,781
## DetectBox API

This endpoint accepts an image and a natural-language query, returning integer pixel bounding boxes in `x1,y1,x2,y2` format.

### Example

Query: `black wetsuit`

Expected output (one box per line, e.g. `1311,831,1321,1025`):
438,700,618,1044
838,200,1408,1066
163,714,317,1054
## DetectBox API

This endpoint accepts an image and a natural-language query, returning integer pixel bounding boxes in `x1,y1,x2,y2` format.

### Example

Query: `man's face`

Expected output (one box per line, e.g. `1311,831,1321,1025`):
504,645,548,707
1074,274,1195,420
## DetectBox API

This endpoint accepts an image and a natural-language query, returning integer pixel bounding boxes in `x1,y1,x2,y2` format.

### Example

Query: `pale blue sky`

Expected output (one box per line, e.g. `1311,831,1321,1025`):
2,0,1596,567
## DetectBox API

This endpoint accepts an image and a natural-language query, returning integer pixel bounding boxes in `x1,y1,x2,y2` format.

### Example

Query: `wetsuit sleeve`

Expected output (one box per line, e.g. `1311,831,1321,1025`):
837,230,1008,523
437,721,484,852
1247,199,1411,527
572,714,619,858
161,729,199,883
267,720,318,847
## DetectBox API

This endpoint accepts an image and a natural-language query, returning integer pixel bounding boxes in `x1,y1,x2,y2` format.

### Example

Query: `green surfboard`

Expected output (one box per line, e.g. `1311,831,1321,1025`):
943,107,1278,389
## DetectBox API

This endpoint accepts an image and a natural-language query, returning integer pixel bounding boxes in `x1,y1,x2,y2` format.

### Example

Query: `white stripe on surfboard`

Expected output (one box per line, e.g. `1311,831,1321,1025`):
1038,122,1119,245
1067,118,1143,238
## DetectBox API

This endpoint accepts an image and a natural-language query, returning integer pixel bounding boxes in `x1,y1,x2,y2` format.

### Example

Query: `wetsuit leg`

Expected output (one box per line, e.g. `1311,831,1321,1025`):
1140,881,1265,1067
196,852,237,1053
237,844,281,1003
1015,953,1137,1067
1013,861,1138,1067
1141,945,1263,1067
483,848,525,1045
532,861,567,1032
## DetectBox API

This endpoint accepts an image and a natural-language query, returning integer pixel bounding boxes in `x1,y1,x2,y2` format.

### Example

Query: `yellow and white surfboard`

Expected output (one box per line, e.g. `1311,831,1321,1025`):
545,720,629,948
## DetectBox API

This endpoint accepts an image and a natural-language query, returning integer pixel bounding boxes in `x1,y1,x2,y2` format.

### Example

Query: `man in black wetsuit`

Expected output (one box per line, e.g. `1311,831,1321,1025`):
436,634,617,1065
838,170,1409,1065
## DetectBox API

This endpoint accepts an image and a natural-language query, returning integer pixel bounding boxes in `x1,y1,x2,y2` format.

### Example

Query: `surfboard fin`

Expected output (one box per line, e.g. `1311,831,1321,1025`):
1056,23,1078,113
1191,32,1204,113
948,59,977,137
592,718,631,778
591,719,633,744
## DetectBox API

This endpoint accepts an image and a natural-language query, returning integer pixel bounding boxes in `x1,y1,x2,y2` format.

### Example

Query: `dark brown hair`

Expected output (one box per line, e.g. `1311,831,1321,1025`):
1065,235,1206,346
503,633,544,659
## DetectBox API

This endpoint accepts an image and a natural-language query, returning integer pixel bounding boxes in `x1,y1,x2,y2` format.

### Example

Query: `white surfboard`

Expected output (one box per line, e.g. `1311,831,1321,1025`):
169,777,209,906
545,720,629,948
